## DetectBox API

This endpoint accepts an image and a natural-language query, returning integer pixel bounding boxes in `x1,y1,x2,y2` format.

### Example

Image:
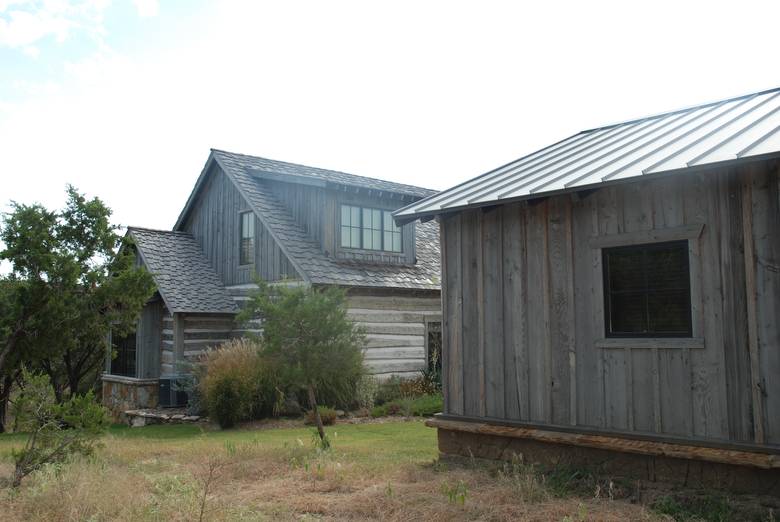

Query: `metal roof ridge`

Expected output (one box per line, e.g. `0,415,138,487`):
581,86,780,134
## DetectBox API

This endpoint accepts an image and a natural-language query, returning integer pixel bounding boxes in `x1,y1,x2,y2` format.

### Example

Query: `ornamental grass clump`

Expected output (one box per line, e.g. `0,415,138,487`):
198,338,276,428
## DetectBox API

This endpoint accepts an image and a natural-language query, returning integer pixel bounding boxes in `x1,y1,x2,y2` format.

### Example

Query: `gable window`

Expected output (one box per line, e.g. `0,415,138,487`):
340,205,402,253
239,211,254,265
603,240,692,337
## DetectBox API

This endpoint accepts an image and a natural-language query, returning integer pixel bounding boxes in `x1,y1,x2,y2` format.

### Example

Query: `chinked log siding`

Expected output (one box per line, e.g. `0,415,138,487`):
441,161,780,447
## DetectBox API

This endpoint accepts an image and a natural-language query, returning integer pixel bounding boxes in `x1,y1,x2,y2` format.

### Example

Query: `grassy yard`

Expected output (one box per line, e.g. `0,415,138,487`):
0,419,759,521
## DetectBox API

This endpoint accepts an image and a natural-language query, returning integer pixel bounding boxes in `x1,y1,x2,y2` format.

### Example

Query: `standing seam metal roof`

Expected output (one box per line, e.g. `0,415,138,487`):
394,87,780,221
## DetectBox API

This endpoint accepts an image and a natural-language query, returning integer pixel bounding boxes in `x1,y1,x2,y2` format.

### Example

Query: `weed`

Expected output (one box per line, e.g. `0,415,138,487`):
441,479,468,505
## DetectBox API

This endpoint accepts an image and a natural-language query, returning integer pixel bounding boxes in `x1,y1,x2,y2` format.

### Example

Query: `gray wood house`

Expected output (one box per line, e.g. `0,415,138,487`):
394,87,780,491
103,150,441,416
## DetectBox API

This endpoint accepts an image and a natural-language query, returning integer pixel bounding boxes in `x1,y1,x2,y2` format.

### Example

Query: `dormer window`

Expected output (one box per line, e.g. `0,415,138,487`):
340,205,402,253
239,211,254,265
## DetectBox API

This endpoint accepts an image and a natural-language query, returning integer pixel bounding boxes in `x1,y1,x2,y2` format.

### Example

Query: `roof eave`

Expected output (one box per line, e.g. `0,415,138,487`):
394,152,780,221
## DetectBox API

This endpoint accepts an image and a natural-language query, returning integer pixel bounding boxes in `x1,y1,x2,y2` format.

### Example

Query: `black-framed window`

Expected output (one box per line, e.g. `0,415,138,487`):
110,332,137,377
239,211,254,265
603,240,692,338
340,205,403,253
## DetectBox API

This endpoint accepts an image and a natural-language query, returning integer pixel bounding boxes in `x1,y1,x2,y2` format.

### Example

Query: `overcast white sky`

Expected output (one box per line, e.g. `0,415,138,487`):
1,0,779,239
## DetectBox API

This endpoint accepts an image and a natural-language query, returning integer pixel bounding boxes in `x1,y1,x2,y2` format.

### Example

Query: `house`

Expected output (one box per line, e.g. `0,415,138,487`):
102,149,441,416
394,87,780,492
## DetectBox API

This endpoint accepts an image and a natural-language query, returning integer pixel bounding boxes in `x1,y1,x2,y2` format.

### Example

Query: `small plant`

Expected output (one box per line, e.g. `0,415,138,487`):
496,453,548,503
651,493,734,522
305,406,338,426
441,479,468,505
355,374,379,410
9,369,109,487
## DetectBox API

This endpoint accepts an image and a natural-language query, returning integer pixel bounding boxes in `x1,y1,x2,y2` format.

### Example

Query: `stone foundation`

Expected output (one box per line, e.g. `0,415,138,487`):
437,427,780,496
102,374,159,420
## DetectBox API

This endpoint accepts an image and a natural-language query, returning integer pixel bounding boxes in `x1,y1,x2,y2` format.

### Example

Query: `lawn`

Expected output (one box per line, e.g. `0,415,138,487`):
0,419,673,521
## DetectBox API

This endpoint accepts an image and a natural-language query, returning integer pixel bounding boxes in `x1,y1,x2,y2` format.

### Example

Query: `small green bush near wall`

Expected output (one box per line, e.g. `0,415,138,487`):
304,406,338,426
371,393,443,418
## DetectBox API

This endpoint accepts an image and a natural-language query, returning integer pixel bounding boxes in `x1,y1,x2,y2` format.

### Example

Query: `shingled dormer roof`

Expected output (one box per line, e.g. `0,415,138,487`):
211,149,437,200
128,227,237,314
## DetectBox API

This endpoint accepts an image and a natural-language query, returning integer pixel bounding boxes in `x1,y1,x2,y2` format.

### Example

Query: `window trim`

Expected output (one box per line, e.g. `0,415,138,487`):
339,204,403,253
239,210,255,266
602,239,693,339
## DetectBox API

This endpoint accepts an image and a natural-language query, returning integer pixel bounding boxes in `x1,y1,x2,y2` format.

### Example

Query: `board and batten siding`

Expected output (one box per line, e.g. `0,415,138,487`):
441,161,780,447
267,179,417,265
182,165,299,285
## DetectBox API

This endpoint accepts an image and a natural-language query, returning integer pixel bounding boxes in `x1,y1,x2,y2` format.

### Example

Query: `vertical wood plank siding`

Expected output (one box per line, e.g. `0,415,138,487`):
441,162,780,446
182,166,299,284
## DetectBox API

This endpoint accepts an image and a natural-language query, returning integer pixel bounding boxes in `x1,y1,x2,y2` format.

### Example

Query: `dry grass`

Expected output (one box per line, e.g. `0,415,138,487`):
0,420,664,521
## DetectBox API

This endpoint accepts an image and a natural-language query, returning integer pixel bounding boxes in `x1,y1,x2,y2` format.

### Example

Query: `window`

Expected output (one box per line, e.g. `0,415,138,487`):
383,210,402,253
339,205,403,252
239,211,254,265
362,207,382,250
603,240,692,337
110,332,137,377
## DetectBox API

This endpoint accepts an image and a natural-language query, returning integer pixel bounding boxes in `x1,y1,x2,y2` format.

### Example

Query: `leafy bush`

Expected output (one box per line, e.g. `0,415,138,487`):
304,406,338,426
198,338,277,428
371,393,443,418
375,376,404,405
9,369,108,487
354,375,378,410
407,393,443,416
238,282,365,444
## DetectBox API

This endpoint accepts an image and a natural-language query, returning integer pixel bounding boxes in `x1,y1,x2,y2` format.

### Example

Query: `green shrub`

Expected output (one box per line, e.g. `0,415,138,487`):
355,375,379,410
208,375,244,429
408,393,443,416
10,369,109,487
370,393,443,418
375,376,404,405
304,406,338,426
199,338,277,428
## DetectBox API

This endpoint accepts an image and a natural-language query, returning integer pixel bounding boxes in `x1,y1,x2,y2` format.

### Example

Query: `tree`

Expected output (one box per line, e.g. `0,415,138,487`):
239,282,365,445
0,186,155,423
9,369,108,487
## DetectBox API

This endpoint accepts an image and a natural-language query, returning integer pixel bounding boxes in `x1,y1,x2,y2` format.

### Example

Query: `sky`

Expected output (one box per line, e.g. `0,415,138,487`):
1,0,780,241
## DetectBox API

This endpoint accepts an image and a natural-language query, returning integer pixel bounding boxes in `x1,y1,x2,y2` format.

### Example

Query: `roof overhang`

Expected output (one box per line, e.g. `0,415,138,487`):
393,151,780,225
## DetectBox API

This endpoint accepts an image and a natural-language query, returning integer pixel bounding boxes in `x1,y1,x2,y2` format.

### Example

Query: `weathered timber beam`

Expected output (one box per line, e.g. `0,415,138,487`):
425,417,780,470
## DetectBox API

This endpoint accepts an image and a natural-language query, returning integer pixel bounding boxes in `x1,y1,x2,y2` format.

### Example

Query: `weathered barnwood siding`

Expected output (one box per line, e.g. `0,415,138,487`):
135,298,163,379
182,165,299,284
346,293,440,379
442,161,780,446
268,180,417,264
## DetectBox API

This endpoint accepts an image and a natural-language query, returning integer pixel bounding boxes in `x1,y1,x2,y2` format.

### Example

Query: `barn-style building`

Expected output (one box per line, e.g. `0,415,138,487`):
394,87,780,492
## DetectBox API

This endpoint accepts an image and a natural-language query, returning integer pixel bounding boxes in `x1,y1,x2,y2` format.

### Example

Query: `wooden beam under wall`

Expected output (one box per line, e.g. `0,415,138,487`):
741,170,766,444
426,417,780,469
